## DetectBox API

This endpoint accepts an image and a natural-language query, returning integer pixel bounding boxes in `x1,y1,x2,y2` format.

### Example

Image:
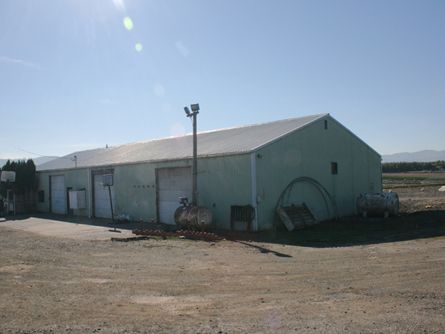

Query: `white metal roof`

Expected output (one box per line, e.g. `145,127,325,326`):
37,114,327,171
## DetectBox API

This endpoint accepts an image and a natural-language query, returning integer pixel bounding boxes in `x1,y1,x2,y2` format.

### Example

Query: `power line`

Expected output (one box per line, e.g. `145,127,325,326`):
13,148,76,162
14,147,60,159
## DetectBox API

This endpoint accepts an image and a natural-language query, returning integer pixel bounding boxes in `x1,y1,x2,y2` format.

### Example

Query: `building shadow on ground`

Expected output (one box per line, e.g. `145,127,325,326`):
2,211,444,249
220,210,445,248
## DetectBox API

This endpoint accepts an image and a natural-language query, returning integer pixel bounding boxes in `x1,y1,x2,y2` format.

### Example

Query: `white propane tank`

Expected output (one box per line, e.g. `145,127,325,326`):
357,192,399,218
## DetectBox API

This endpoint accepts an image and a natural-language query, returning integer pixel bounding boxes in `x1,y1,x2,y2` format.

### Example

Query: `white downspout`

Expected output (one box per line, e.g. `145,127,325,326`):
88,168,93,218
250,152,258,231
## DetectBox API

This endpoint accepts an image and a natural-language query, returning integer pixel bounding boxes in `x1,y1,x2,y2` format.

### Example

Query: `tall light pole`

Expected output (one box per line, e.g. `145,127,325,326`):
184,103,200,206
176,103,212,230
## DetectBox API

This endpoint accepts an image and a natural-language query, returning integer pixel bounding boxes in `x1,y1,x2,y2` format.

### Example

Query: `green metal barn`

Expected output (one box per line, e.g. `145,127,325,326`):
36,114,381,231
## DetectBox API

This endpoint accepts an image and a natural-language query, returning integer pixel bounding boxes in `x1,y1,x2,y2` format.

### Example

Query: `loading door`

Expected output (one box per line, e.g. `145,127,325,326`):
157,167,192,225
93,173,115,219
50,175,66,214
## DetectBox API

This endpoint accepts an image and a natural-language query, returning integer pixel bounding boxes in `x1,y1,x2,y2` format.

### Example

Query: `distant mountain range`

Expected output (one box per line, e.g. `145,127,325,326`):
0,156,57,167
382,150,445,163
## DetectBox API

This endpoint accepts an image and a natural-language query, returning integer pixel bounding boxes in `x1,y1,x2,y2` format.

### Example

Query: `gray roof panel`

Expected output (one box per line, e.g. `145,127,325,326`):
37,114,326,171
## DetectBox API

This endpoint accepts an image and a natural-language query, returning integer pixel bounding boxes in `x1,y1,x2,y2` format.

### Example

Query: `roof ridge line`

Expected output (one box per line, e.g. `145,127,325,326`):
117,113,329,148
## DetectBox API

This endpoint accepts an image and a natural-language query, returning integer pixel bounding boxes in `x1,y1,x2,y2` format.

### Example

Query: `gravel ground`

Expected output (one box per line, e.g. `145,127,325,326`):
396,185,445,213
1,214,445,333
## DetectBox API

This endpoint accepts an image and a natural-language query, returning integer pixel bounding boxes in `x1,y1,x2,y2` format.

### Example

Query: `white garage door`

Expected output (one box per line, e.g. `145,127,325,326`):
94,173,115,219
50,175,66,215
157,167,192,225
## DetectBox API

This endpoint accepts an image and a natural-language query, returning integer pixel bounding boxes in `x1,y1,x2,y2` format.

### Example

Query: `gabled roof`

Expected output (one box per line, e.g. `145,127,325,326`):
37,114,327,171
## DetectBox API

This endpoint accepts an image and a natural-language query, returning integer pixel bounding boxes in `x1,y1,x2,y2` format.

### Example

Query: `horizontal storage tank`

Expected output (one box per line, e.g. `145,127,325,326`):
357,192,399,218
175,205,213,231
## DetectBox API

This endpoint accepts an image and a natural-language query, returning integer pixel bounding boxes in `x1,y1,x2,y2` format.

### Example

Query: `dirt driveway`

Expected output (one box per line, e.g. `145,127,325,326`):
0,215,144,240
0,215,445,333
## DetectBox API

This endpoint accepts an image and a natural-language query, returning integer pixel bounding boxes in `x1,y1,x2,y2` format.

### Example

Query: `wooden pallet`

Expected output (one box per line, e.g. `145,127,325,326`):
277,203,317,231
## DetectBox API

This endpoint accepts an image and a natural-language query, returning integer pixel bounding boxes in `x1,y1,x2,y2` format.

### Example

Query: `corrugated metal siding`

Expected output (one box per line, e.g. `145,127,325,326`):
157,167,192,225
37,114,326,171
255,117,382,229
93,173,115,219
37,154,252,227
38,169,90,216
36,115,382,230
50,175,66,214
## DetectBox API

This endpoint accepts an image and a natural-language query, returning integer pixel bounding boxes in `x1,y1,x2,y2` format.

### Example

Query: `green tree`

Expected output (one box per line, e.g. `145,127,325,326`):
382,161,445,173
0,159,37,197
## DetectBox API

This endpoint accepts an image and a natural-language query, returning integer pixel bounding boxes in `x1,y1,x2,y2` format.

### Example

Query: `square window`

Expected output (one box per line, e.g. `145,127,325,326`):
331,162,338,175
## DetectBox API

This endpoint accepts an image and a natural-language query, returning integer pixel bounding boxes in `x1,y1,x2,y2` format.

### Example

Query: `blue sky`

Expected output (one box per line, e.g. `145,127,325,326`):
0,0,443,159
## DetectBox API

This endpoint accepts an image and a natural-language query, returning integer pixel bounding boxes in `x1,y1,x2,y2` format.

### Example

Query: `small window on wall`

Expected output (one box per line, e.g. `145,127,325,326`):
331,162,338,175
324,120,328,130
38,190,45,203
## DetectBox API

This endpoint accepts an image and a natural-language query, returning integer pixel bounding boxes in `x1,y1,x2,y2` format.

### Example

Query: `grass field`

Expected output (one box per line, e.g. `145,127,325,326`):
383,172,445,188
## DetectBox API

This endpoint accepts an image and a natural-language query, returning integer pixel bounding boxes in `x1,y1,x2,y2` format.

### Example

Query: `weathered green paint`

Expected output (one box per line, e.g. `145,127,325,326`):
254,115,381,229
37,154,251,229
197,154,251,229
37,115,381,231
37,169,90,216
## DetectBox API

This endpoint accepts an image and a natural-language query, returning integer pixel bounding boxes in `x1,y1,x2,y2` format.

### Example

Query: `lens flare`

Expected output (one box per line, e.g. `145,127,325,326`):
123,16,134,30
153,83,165,97
135,43,143,52
113,0,126,11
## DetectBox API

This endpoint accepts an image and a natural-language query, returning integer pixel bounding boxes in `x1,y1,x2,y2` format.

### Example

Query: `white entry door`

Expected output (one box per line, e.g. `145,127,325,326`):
157,167,192,224
93,173,115,219
50,175,66,214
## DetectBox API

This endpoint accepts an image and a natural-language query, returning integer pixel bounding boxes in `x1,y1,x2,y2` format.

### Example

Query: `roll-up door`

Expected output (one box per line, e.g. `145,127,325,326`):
157,167,192,225
93,173,115,219
50,175,66,214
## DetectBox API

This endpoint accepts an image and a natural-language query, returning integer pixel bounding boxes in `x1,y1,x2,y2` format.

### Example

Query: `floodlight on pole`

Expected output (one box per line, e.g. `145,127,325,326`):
175,102,213,230
183,103,200,206
190,103,200,112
